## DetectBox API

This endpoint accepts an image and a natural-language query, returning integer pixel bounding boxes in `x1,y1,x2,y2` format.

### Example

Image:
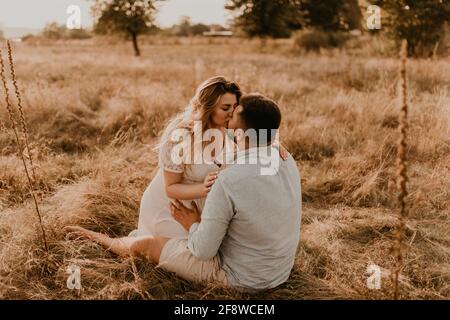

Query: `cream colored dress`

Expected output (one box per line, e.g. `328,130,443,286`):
131,117,236,239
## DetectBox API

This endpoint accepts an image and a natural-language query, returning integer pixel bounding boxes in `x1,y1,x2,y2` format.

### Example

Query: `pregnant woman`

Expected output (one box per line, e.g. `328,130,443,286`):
130,76,241,239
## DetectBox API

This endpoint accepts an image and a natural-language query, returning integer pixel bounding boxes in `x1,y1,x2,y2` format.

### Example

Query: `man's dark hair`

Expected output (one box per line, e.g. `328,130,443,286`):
239,93,281,144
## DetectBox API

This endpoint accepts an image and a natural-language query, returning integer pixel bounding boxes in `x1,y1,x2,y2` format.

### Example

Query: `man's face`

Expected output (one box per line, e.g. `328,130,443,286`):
227,104,246,130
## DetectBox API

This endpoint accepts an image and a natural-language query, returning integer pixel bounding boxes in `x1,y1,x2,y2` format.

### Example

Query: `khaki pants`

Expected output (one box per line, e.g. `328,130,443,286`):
158,238,229,285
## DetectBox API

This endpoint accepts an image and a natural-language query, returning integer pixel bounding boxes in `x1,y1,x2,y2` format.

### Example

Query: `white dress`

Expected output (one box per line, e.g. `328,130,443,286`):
131,118,236,239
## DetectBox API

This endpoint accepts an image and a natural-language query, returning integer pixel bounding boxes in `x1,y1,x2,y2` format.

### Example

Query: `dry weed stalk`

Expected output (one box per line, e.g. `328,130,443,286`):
392,39,409,300
0,42,48,253
7,40,37,182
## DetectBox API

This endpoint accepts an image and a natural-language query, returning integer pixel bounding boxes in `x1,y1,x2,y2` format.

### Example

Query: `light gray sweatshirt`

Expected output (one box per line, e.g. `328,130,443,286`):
188,146,302,290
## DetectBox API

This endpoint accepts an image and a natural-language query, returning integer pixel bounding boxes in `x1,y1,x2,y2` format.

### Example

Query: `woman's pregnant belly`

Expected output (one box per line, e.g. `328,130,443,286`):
137,169,206,238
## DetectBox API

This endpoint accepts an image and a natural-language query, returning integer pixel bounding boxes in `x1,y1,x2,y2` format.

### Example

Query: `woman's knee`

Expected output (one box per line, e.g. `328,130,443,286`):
129,237,170,263
130,238,152,257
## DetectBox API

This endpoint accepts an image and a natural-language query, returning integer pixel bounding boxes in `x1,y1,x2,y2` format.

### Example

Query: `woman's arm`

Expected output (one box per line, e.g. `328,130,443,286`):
164,170,218,200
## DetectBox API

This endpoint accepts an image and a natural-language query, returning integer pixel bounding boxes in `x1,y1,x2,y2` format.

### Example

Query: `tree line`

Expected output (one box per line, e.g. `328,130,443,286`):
32,0,450,57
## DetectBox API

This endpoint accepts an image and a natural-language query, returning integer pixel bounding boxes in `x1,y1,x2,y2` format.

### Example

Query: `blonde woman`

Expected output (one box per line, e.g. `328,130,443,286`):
132,76,242,239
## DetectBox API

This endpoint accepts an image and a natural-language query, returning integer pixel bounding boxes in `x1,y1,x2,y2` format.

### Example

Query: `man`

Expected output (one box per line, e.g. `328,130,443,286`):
164,93,302,290
65,93,302,291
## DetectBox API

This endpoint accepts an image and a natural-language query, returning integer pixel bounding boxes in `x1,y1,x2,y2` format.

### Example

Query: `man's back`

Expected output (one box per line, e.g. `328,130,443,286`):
200,146,302,290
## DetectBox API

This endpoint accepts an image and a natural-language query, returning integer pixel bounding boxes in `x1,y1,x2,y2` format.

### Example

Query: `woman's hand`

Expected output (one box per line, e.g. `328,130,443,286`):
203,171,219,196
279,144,290,161
273,142,290,161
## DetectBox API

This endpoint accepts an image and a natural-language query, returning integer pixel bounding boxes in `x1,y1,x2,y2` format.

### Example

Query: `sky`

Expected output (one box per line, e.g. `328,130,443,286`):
0,0,229,29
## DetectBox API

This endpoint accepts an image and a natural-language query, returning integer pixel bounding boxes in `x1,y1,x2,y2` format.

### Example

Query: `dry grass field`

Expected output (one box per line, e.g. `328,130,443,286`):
0,37,449,299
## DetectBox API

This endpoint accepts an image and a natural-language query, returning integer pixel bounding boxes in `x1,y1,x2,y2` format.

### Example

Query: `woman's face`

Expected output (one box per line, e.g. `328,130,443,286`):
210,93,238,128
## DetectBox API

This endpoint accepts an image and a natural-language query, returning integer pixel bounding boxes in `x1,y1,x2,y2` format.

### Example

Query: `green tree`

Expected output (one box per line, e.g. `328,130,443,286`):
225,0,362,38
225,0,300,38
377,0,450,56
92,0,164,56
343,0,363,31
298,0,361,31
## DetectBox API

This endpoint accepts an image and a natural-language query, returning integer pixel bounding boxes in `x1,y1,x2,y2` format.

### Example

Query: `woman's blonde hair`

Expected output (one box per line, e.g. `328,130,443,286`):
181,76,241,132
159,76,241,155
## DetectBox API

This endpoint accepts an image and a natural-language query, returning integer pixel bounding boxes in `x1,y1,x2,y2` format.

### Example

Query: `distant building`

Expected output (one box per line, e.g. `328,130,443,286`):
203,30,233,37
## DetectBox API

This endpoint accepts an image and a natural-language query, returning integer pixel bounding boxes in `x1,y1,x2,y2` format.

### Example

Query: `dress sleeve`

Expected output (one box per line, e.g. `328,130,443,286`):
159,138,185,173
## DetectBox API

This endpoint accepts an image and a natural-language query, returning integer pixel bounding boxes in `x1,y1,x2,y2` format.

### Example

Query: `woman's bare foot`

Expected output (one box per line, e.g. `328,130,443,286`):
64,226,100,241
64,225,135,258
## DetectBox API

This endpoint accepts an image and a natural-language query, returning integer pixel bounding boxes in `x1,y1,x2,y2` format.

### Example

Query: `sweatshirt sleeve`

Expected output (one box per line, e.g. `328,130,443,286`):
187,178,234,260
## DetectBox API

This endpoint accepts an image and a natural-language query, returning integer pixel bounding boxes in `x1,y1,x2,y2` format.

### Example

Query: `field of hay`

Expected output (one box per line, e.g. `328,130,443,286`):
0,37,449,300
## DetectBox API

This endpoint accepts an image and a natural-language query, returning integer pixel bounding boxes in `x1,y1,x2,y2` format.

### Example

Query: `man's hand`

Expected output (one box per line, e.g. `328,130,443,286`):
170,200,201,231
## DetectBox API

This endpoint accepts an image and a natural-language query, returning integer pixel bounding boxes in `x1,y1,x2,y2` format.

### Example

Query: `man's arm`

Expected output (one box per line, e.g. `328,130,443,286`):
188,178,234,261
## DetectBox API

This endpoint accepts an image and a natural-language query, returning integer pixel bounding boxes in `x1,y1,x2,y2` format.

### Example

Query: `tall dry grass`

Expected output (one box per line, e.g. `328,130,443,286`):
0,41,47,253
0,37,448,299
6,41,37,182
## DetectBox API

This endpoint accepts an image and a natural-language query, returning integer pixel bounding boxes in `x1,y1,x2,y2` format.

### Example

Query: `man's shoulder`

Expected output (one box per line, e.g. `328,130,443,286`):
285,155,300,171
215,166,253,193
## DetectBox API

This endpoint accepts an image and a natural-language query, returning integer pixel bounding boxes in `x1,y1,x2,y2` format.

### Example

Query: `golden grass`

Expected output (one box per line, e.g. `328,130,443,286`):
0,42,48,253
7,41,37,182
0,37,449,299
